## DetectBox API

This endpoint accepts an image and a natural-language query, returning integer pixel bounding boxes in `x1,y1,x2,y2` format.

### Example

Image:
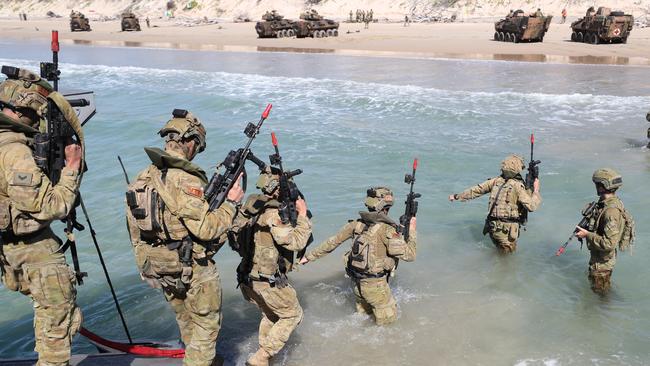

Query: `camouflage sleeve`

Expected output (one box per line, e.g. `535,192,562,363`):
267,209,313,252
456,178,498,201
586,208,623,253
2,143,79,220
305,221,357,262
515,182,541,212
386,224,417,262
175,174,236,242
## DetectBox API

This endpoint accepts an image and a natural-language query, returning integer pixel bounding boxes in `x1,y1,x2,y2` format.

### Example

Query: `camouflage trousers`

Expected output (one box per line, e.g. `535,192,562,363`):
352,277,397,325
0,233,81,366
589,265,613,295
240,280,303,356
135,244,222,366
486,220,519,254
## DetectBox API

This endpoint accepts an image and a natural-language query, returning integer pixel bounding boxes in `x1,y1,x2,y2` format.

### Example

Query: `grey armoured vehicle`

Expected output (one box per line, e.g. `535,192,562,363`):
121,12,141,32
255,10,297,38
494,10,552,42
571,7,633,44
70,11,92,32
294,9,339,38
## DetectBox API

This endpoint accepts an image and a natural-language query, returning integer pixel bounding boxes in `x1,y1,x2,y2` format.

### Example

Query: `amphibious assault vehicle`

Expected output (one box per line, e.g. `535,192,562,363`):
494,10,552,42
294,10,339,38
70,11,91,32
121,12,141,32
255,10,297,38
570,7,633,44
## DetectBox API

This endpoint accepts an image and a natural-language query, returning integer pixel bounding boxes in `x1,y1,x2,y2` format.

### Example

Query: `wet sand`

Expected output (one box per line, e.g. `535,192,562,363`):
1,18,650,65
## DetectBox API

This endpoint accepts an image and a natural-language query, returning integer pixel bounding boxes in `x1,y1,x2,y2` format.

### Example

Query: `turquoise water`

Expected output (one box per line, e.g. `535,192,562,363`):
0,42,649,365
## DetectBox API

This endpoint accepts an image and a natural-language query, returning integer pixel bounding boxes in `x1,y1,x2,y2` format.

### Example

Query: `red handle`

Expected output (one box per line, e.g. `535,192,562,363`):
413,158,418,170
262,104,272,119
555,247,565,256
271,132,278,146
51,30,60,52
531,133,535,144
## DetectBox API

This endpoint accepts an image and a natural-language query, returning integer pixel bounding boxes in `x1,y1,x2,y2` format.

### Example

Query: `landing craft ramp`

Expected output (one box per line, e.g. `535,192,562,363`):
0,354,183,365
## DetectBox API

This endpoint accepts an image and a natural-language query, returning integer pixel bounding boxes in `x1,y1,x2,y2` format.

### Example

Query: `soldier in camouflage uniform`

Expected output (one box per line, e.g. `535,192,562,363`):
125,110,244,366
228,167,312,366
0,68,83,366
449,155,541,254
575,168,632,295
300,187,417,325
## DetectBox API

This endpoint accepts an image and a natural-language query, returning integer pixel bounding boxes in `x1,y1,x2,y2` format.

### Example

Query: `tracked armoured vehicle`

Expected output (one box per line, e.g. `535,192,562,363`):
571,7,633,44
70,11,91,32
121,12,141,32
294,10,339,38
255,10,297,38
494,10,552,42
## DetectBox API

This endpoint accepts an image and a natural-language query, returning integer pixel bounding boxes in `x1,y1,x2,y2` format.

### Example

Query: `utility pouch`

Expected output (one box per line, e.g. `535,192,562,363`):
32,133,49,173
0,197,11,231
350,235,370,271
126,178,162,233
0,256,20,291
142,246,183,277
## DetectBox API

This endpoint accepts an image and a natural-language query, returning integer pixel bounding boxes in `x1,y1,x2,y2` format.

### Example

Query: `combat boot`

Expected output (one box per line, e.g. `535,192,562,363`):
246,348,271,366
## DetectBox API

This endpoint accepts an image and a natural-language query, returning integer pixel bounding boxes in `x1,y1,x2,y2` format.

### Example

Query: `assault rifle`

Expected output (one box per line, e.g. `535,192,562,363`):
204,104,272,210
555,201,597,256
520,133,540,226
269,132,314,260
399,158,420,241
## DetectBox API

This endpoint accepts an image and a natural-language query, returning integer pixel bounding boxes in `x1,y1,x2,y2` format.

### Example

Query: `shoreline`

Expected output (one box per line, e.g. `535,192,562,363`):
2,18,650,67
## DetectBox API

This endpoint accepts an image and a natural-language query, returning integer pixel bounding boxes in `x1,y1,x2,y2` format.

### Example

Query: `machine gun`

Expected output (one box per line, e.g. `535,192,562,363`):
399,158,420,241
204,104,272,210
520,133,540,226
269,132,313,261
555,201,597,256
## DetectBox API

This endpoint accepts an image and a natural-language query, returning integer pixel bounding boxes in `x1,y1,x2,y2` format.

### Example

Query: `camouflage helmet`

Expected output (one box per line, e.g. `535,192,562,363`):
364,186,394,211
0,67,53,126
501,154,525,177
159,109,206,153
592,168,623,191
256,166,281,195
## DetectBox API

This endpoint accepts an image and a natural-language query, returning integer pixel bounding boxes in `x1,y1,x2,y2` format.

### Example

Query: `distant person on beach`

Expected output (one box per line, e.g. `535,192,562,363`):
125,110,244,366
146,17,150,28
0,67,83,366
561,8,567,23
533,8,543,17
404,14,409,26
300,187,417,325
449,155,541,254
350,10,353,22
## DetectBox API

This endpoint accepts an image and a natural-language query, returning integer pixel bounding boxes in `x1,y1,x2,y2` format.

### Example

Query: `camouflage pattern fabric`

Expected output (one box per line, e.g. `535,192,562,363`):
305,211,416,324
456,176,541,253
585,196,625,294
126,147,236,366
0,113,81,366
240,281,303,356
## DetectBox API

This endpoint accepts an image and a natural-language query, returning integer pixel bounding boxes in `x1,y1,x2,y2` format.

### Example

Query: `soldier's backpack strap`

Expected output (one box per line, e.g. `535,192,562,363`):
487,178,509,219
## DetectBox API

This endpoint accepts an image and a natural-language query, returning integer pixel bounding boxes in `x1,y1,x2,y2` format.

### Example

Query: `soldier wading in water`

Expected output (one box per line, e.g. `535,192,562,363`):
125,109,244,366
300,187,417,325
0,68,83,366
449,155,541,254
228,167,312,366
575,168,635,295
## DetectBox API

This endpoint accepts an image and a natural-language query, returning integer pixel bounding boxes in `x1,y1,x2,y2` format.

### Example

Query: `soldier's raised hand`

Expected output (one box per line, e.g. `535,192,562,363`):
299,257,309,265
409,217,417,232
64,140,82,171
296,198,307,217
227,173,245,203
448,194,457,202
533,178,540,193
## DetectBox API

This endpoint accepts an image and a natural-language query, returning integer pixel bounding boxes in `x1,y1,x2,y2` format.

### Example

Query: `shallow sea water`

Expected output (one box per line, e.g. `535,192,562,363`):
0,41,649,365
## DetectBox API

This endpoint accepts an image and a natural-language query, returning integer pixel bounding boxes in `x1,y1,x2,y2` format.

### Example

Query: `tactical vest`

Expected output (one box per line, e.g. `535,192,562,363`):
234,194,293,280
590,197,636,252
487,177,525,222
126,148,207,244
346,212,399,277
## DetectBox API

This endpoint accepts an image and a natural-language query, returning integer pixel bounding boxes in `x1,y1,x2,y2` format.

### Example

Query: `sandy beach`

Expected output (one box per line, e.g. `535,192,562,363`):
2,18,650,66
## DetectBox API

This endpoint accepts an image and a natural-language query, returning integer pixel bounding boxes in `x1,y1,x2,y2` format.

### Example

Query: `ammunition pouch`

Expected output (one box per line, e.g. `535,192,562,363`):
141,237,194,294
